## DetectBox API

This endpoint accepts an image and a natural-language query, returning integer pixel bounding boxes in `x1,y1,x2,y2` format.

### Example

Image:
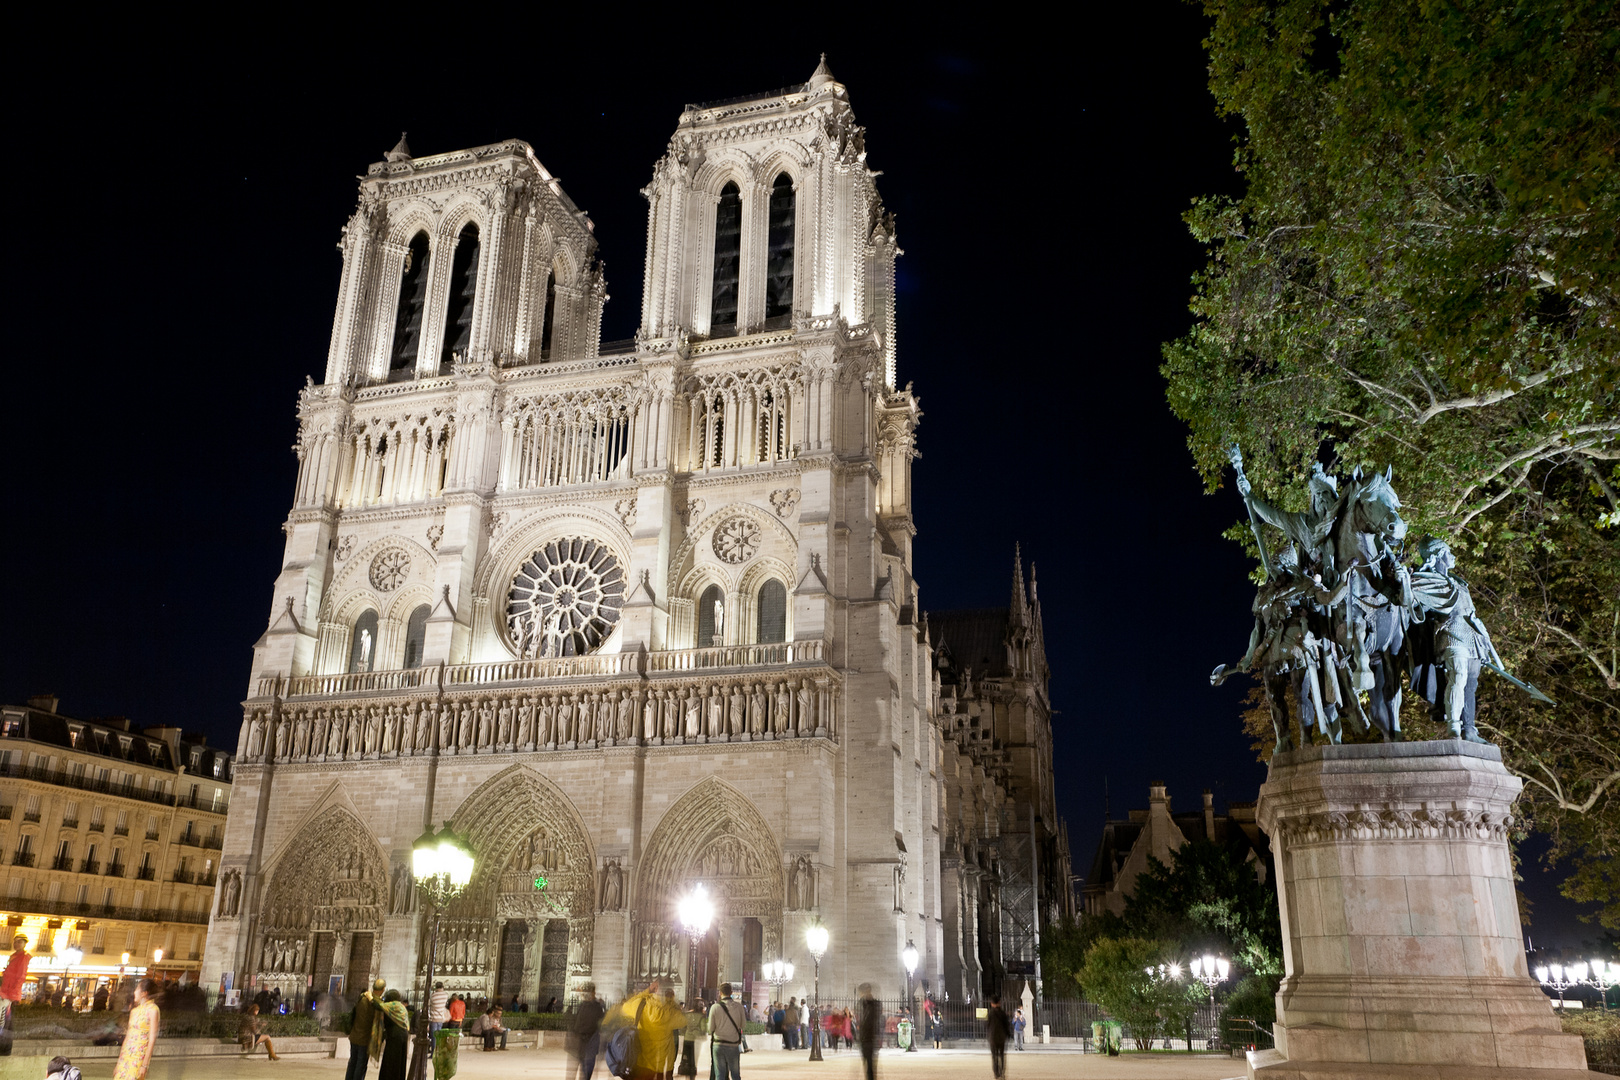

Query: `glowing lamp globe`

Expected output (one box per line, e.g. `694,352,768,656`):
902,941,919,976
806,924,829,960
678,883,714,936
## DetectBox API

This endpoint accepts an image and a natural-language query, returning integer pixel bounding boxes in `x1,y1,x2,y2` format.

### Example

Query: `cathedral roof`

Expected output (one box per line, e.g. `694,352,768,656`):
930,608,1014,678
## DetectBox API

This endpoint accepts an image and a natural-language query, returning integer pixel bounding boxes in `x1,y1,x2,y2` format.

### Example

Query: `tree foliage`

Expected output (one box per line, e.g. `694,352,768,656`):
1126,839,1283,976
1164,0,1620,921
1077,937,1205,1049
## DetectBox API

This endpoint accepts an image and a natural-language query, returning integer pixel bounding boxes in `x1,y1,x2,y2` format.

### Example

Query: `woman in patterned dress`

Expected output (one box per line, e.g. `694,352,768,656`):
113,978,159,1080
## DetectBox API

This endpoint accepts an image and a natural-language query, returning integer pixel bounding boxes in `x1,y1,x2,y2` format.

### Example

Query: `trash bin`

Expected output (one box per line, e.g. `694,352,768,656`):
433,1028,461,1080
1090,1020,1121,1056
897,1018,913,1050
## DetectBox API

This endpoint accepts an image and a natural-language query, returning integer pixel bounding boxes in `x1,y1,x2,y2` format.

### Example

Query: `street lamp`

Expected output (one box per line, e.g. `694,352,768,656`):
152,947,163,966
678,884,714,1010
806,924,828,1062
901,940,919,1052
1585,960,1619,1010
765,958,795,998
407,825,476,1080
1537,962,1586,1008
1188,955,1229,1008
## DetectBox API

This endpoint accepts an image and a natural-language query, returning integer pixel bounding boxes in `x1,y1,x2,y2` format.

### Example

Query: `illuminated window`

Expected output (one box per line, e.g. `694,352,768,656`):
710,183,742,333
440,222,481,369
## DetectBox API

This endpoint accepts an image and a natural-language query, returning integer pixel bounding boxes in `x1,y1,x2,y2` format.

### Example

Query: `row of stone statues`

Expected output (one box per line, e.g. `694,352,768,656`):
1212,451,1550,752
242,677,838,762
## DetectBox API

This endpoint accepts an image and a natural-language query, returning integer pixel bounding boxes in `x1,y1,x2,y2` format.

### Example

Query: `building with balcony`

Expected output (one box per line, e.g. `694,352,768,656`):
0,695,232,999
205,59,1070,1010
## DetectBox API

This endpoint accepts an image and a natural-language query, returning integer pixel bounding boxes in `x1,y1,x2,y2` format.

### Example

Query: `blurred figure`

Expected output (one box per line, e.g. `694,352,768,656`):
858,985,882,1080
113,977,160,1080
567,982,606,1080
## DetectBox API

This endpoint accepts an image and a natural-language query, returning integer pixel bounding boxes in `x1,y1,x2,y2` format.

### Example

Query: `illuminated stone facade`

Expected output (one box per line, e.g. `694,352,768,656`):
204,59,1068,1010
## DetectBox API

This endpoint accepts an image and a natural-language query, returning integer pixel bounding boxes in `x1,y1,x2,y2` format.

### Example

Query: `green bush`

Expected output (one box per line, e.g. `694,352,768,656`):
1561,1008,1620,1066
8,1005,320,1041
1218,974,1279,1049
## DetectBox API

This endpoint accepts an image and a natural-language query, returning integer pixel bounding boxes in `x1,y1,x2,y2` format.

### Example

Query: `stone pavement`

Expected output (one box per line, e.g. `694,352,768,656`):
40,1044,1244,1080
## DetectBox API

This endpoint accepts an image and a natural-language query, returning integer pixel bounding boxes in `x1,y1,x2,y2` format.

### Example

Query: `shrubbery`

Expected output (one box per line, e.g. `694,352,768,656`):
1217,974,1278,1049
1561,1008,1620,1068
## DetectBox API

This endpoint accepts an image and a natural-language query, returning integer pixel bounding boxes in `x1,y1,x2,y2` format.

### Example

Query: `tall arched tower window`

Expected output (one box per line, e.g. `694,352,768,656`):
757,580,787,644
710,183,742,334
348,610,379,673
765,173,795,321
539,273,557,360
389,232,431,375
698,585,724,648
403,604,431,669
441,222,481,370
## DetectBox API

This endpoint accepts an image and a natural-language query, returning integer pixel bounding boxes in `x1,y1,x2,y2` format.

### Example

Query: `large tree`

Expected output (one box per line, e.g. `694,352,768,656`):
1164,0,1619,921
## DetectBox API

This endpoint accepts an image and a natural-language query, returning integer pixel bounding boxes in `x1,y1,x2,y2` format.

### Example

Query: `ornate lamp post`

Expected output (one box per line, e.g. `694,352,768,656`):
806,924,828,1062
901,940,919,1052
407,824,476,1080
1586,959,1618,1010
1536,962,1585,1008
765,958,795,1002
677,883,714,1010
1188,954,1229,1008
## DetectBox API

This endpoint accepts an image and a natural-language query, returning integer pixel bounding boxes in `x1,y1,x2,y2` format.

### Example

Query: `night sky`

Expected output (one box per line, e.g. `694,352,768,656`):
4,13,1593,947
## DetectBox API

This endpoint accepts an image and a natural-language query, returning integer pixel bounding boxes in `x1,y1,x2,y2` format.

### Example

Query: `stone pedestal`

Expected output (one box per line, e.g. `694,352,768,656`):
1250,741,1590,1079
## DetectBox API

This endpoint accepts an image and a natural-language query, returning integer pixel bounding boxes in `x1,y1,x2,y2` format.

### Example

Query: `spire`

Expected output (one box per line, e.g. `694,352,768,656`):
1030,562,1048,678
385,132,412,163
1010,543,1029,626
808,53,836,91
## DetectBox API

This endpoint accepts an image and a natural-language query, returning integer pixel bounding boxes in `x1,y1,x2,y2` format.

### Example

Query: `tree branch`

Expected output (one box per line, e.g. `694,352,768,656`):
1537,621,1620,691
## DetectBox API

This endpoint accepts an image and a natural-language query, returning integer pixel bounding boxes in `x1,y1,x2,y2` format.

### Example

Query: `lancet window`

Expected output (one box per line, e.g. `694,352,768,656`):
757,580,787,644
403,604,431,669
389,233,431,376
348,611,379,673
441,222,481,369
765,173,795,321
503,386,643,491
698,585,725,648
710,182,742,334
681,364,800,472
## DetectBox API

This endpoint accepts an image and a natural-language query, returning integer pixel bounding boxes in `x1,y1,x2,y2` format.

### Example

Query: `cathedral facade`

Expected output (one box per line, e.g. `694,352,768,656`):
204,60,1068,1010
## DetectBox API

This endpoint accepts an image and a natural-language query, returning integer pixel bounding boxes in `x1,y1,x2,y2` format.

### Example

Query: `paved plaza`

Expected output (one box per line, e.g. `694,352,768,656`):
41,1045,1244,1080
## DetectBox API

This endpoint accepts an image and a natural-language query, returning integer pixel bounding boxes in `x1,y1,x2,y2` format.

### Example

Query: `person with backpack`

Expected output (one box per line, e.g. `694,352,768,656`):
606,978,683,1080
707,983,746,1080
567,982,606,1080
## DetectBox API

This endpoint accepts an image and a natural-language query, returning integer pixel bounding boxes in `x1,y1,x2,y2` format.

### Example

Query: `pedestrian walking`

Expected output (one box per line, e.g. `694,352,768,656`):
0,935,31,1033
1013,1007,1026,1051
238,1003,281,1060
857,985,882,1080
708,983,746,1080
448,993,467,1028
346,977,386,1080
986,994,1012,1079
427,983,449,1036
567,981,606,1080
783,997,801,1050
112,977,160,1080
607,978,684,1080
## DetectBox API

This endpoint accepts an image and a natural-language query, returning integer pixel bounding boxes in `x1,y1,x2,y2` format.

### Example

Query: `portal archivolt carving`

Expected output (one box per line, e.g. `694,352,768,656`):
635,777,783,980
260,810,388,936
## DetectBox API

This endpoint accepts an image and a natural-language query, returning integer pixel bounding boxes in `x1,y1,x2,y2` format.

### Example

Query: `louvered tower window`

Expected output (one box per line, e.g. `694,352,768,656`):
757,580,787,644
403,605,430,669
710,182,742,333
698,585,725,648
765,173,795,321
440,222,481,369
389,233,431,375
539,274,557,360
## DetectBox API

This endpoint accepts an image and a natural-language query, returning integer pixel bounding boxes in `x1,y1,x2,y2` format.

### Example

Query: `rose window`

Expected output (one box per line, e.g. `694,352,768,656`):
505,538,625,658
712,516,762,564
370,550,410,592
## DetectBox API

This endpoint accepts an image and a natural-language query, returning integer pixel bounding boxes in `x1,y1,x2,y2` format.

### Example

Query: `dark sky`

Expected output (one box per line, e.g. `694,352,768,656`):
4,12,1594,948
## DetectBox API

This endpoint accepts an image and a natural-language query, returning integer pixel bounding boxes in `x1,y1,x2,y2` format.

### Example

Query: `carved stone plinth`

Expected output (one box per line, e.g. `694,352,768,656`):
1251,741,1589,1079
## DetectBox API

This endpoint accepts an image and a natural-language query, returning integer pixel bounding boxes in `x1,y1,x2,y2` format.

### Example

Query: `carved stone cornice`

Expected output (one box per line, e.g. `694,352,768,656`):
1273,806,1515,847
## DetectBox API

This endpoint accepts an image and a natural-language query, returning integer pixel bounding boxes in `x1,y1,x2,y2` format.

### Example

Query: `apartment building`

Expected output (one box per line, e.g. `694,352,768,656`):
0,695,232,999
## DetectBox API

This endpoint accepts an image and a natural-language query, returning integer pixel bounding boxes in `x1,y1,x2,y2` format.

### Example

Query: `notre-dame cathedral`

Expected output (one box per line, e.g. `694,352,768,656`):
204,58,1072,1010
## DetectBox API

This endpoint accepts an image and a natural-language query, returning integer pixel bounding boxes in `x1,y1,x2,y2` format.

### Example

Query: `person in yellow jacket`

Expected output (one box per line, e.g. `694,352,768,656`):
609,978,686,1080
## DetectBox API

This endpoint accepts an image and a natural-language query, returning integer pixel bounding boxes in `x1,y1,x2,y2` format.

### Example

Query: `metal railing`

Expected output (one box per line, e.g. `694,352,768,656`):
22,811,40,823
0,896,208,926
135,867,156,881
172,870,196,885
105,862,125,877
50,856,73,871
0,807,10,820
175,793,229,814
12,852,35,867
60,818,77,829
87,822,104,833
0,762,178,809
113,826,129,836
79,859,99,875
145,830,160,841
